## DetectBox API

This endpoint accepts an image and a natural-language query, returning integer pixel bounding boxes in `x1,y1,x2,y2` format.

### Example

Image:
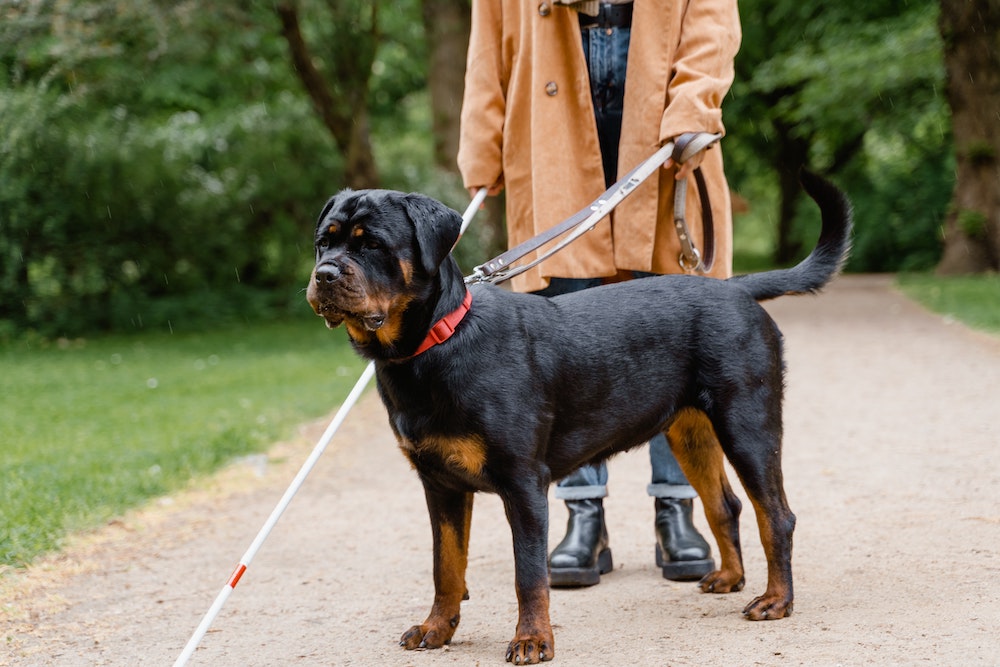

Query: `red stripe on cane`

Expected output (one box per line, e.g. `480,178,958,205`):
228,564,247,589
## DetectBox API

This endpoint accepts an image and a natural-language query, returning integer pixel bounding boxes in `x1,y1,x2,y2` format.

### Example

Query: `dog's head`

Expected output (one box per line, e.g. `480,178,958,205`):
306,188,462,353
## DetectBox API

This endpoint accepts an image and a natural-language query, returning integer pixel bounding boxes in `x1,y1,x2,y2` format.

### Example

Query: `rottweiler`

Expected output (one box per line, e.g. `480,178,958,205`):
306,171,852,664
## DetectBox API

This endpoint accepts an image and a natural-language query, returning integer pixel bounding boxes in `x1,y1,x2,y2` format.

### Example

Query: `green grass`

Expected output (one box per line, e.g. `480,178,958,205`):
897,273,1000,335
0,317,366,569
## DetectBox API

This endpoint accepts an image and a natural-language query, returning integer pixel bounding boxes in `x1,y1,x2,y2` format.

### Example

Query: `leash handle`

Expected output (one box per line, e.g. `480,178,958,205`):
672,132,721,165
671,133,721,273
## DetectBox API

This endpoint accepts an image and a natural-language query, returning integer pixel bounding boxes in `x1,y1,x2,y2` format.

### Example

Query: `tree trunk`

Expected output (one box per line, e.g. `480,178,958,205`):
275,1,379,189
936,0,1000,274
422,0,506,259
421,0,470,170
773,125,812,265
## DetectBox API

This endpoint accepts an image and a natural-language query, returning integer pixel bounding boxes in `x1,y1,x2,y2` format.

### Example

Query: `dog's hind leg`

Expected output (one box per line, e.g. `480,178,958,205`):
666,408,746,594
400,485,474,650
711,403,796,620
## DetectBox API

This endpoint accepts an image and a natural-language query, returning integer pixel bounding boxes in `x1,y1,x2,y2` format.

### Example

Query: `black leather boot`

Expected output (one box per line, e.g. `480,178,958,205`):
654,498,714,581
548,498,613,587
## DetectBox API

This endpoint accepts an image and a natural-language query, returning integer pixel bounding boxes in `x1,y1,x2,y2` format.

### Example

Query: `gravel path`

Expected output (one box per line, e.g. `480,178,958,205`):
3,275,999,666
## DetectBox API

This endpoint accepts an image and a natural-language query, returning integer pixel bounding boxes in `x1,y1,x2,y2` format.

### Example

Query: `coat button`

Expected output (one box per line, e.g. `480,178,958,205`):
545,81,558,96
538,2,551,16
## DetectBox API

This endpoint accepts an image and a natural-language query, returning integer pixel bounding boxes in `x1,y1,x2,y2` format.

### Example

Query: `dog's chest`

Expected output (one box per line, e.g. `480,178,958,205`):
396,432,486,476
377,365,491,485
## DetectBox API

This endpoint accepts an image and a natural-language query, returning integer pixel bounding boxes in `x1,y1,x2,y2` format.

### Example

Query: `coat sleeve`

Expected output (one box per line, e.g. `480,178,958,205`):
659,0,741,141
457,0,507,189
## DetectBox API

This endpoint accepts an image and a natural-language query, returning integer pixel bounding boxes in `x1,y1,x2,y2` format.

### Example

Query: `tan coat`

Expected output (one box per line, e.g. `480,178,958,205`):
458,0,741,292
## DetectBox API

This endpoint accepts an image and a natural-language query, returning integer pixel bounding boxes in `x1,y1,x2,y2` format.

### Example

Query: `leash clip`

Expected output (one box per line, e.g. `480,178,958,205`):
678,246,703,273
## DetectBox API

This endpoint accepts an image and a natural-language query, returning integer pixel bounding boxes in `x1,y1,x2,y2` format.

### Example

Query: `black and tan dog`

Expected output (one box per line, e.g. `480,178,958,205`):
306,172,852,664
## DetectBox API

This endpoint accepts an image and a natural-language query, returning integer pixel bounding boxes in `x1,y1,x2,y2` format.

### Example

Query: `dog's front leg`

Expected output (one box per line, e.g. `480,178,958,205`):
400,483,473,650
501,486,554,664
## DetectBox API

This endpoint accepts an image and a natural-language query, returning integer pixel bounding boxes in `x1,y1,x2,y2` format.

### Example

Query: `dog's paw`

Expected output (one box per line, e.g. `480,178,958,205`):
506,635,554,664
743,594,793,620
399,617,457,650
698,569,745,594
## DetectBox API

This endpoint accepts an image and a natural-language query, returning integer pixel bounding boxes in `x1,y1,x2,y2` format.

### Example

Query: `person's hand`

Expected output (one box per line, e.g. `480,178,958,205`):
663,145,706,181
468,178,504,206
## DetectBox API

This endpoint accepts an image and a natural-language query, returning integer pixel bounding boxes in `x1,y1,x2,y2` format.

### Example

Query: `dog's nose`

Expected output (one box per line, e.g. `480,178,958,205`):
315,263,341,284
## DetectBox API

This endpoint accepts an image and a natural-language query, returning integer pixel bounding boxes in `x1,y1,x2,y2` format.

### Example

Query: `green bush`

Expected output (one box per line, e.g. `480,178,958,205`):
0,87,339,338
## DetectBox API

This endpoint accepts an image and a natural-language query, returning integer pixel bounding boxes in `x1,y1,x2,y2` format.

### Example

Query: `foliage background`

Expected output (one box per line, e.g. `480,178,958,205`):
724,0,951,271
1,0,955,338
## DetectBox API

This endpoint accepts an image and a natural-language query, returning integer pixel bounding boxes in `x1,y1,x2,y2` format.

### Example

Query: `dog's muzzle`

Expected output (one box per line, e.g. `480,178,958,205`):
307,263,386,332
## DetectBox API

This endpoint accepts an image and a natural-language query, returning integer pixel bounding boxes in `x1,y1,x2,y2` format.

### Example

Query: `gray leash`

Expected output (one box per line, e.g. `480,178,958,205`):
466,131,721,286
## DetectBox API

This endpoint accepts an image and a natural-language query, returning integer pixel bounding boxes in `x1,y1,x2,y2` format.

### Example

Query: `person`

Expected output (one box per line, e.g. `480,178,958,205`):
458,0,741,587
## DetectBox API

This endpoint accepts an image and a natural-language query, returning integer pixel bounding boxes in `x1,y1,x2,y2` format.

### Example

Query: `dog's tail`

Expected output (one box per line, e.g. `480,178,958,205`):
728,170,853,302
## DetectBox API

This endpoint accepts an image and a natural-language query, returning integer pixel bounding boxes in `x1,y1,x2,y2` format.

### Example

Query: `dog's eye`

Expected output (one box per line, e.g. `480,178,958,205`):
363,239,382,251
318,238,330,250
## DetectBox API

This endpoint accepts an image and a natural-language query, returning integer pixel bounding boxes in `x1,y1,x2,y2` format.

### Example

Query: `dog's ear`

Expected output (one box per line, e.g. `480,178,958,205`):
400,193,462,275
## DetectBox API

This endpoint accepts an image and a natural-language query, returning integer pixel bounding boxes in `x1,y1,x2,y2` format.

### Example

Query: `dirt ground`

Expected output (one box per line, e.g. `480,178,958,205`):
3,275,1000,667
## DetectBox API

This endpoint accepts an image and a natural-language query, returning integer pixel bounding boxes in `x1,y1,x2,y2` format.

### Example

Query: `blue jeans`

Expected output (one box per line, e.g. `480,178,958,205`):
547,20,696,502
580,18,628,192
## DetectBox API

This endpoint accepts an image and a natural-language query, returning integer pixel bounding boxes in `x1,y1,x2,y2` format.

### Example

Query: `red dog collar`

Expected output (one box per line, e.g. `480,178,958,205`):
411,289,472,357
